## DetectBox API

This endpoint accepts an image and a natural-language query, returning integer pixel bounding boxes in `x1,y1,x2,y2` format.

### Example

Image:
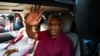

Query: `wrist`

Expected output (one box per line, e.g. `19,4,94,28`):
26,24,32,27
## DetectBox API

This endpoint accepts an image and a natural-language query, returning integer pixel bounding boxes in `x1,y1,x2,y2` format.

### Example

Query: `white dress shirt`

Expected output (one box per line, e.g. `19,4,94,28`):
0,27,37,56
9,28,36,56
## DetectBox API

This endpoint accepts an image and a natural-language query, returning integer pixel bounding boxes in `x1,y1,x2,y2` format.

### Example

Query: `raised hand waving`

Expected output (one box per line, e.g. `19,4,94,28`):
25,5,43,26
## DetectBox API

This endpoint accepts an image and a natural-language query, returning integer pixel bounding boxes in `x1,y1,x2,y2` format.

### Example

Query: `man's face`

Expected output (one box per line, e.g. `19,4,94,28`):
48,18,62,38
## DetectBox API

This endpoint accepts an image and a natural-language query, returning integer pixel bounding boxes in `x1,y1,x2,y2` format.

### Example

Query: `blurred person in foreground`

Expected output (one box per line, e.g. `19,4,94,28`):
1,13,44,56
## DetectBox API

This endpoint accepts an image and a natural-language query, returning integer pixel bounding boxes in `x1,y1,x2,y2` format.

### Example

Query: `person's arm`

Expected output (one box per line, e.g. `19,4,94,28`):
17,38,36,55
3,39,36,56
3,28,33,56
3,49,18,56
25,5,43,39
26,25,38,39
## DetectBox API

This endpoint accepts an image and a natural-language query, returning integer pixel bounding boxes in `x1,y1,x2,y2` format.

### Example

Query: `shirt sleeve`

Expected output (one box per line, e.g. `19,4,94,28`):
17,38,35,55
15,28,35,55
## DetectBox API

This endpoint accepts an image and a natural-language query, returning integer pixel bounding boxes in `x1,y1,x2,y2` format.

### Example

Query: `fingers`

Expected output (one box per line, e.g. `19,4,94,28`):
36,8,43,22
30,5,42,13
36,5,41,11
36,5,43,23
3,51,7,56
3,53,6,56
34,5,41,11
3,50,11,56
30,6,33,12
38,8,44,18
3,52,11,56
33,5,38,11
30,5,43,19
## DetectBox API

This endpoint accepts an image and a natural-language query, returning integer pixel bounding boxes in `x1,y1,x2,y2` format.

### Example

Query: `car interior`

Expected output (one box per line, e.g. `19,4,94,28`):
0,0,100,56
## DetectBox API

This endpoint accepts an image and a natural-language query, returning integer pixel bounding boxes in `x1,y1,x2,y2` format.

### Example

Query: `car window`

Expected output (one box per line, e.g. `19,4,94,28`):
0,13,23,33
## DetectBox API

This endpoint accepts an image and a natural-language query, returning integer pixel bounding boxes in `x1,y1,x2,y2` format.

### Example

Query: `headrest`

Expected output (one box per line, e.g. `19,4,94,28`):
62,17,72,33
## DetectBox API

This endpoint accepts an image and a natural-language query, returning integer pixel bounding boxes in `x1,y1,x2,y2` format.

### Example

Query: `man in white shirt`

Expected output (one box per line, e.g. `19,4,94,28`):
0,27,37,56
0,14,39,56
1,13,46,56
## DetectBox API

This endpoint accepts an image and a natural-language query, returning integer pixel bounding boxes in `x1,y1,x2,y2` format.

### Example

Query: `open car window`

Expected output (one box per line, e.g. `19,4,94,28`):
0,13,23,33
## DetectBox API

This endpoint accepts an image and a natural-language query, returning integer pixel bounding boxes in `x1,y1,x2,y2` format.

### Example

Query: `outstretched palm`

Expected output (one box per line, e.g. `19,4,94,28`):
25,5,43,26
